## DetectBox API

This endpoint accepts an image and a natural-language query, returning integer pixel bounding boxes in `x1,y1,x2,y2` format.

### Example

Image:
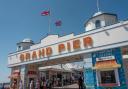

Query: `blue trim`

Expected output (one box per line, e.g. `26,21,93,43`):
91,48,127,89
84,68,95,88
114,48,126,88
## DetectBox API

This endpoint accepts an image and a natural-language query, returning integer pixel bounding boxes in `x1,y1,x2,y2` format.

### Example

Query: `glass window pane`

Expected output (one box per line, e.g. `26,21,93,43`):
95,20,101,28
100,70,116,84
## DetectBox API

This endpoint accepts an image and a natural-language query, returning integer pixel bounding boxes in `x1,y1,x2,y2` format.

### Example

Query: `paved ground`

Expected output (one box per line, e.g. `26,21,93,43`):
53,83,79,89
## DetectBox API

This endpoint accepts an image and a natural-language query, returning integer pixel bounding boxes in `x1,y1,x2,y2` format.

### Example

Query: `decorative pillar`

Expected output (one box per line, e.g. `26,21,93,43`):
83,54,95,89
20,65,27,89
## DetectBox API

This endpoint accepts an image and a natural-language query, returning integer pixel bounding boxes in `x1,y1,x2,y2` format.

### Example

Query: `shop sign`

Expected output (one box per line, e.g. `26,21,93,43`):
96,56,115,61
19,36,93,62
92,49,114,61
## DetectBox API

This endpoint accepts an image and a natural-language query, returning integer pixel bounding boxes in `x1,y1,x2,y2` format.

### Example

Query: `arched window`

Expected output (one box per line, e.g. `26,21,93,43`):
95,20,101,28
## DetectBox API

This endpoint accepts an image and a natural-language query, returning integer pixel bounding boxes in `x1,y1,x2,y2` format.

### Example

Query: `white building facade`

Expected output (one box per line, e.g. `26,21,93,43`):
8,12,128,89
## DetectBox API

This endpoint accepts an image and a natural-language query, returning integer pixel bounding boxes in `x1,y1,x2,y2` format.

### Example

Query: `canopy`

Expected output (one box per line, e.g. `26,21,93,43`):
93,60,121,70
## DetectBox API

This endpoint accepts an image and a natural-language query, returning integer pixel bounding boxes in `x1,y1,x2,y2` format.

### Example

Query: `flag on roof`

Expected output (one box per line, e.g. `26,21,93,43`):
55,20,62,26
41,10,50,16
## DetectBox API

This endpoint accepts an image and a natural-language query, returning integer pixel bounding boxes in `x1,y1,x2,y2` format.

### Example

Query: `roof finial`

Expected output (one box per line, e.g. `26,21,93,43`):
97,0,100,12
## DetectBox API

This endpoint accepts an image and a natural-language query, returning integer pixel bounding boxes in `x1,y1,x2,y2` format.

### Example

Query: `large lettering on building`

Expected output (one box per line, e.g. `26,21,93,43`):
20,36,93,61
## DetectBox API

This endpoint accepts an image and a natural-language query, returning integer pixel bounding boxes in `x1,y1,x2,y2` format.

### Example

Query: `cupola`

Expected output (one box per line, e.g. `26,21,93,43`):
17,38,34,51
85,11,118,31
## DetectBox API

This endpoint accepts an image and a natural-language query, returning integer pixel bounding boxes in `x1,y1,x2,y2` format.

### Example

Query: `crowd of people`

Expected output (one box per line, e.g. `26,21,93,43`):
7,75,86,89
26,76,86,89
28,78,52,89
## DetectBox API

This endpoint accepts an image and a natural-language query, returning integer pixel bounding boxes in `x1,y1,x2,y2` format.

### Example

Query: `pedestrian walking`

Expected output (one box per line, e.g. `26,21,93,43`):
40,79,44,89
78,76,83,89
43,80,46,89
46,79,49,89
35,79,40,89
19,80,23,89
29,80,34,89
40,77,46,89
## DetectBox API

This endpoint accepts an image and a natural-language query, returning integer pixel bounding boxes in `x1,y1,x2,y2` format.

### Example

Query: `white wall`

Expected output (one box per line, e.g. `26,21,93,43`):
85,15,117,31
31,34,74,49
85,15,106,31
104,15,117,26
8,21,128,66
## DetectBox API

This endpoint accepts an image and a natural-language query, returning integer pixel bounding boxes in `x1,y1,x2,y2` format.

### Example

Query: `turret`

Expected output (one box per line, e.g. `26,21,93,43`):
17,38,34,51
85,11,118,31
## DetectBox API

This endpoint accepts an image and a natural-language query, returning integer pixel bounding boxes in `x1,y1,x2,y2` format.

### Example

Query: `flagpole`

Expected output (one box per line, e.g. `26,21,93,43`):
48,8,51,35
97,0,100,12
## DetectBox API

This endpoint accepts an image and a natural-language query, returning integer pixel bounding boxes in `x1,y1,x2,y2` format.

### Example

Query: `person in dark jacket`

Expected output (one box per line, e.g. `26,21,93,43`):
78,76,83,89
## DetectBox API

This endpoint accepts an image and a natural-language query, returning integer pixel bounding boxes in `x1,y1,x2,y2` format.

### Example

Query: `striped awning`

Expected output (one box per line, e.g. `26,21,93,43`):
93,60,121,70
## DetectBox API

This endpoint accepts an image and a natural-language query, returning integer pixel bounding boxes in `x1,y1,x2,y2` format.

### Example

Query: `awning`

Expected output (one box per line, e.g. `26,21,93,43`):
39,65,72,72
93,60,121,70
39,63,83,72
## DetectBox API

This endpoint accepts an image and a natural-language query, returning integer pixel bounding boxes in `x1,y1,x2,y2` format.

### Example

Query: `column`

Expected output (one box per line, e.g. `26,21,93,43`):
20,65,27,89
83,54,95,89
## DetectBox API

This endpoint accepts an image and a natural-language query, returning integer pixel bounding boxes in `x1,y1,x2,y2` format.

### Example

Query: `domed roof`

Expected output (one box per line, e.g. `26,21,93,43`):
85,11,117,26
22,38,33,43
93,11,104,17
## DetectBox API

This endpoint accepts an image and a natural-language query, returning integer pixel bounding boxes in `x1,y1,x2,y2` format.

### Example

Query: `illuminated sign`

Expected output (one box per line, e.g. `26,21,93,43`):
19,36,93,61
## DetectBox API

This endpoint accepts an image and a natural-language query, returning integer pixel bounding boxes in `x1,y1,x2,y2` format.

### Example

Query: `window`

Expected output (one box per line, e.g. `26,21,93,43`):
18,46,21,49
95,20,101,28
100,70,116,84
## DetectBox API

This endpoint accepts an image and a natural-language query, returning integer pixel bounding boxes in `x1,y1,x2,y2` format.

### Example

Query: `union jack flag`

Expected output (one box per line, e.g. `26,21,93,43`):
41,10,50,16
55,20,62,26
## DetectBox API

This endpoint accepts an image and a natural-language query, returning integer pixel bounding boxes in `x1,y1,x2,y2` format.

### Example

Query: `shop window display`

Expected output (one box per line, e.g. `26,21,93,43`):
100,70,116,84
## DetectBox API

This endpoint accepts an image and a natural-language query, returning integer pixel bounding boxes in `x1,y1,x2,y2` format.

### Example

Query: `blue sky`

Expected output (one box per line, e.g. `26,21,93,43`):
0,0,128,82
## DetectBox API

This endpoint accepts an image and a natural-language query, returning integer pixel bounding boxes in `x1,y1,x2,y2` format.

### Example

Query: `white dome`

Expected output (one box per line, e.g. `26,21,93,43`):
22,38,33,43
93,11,104,17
